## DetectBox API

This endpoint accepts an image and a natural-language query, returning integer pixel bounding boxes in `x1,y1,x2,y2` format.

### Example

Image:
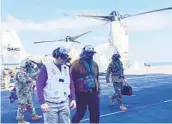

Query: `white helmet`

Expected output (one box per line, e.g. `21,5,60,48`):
82,45,96,53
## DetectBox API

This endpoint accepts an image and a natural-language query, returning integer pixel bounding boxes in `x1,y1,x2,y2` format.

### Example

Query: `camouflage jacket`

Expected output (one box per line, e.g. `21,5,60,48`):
28,68,39,79
106,60,124,83
15,70,32,96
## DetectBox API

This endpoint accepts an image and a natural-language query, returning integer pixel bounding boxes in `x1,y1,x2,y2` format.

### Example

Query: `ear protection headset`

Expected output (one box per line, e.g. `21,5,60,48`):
52,47,69,58
112,53,121,60
52,48,60,58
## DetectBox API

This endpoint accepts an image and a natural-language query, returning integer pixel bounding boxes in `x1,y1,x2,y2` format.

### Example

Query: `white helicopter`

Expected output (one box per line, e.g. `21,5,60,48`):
69,7,172,69
34,31,91,62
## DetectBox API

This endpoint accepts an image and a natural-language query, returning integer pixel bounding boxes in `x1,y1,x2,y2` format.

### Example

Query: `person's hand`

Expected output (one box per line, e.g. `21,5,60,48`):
28,77,33,82
70,100,76,110
41,103,50,112
124,79,127,83
119,77,124,82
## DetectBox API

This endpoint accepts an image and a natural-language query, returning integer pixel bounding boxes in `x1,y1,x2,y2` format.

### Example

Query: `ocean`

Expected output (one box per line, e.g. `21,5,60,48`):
148,62,172,67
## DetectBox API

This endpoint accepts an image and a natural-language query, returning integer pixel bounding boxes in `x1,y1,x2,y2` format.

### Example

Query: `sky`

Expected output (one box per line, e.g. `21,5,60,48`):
1,0,172,63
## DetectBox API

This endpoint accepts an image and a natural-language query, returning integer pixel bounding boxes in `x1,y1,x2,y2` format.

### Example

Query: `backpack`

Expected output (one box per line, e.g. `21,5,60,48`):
9,87,18,103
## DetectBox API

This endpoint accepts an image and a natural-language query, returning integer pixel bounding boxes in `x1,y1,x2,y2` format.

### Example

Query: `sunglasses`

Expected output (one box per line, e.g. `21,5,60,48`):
60,55,69,60
85,52,95,55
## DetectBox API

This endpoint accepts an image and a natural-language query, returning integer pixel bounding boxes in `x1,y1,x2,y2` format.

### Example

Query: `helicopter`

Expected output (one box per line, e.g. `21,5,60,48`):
34,31,91,44
67,7,172,68
34,31,91,62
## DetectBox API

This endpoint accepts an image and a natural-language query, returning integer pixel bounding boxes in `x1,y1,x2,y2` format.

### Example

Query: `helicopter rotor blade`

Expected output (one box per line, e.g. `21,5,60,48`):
71,41,81,44
34,39,66,44
65,14,111,21
34,41,56,44
56,39,66,41
121,7,172,19
71,31,91,41
77,15,111,21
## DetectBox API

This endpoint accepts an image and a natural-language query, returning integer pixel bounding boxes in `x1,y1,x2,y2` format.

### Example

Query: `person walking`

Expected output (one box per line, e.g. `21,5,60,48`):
71,45,100,123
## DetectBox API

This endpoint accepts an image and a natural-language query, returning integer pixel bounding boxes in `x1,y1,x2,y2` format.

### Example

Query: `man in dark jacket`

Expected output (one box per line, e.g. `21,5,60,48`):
70,45,100,123
106,53,127,111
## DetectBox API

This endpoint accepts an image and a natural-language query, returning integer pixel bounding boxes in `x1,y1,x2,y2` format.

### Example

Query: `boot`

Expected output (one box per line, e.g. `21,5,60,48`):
109,96,114,106
120,104,127,111
18,120,30,124
32,115,42,120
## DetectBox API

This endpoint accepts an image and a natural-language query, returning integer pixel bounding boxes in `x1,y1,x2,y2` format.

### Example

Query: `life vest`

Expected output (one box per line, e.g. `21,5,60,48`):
44,62,70,103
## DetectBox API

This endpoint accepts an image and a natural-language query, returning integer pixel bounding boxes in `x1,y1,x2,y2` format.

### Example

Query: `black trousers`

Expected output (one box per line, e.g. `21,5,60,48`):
71,91,100,123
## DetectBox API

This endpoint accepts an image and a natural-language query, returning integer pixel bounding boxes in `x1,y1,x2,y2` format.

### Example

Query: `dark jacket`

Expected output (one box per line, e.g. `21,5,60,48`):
70,59,100,93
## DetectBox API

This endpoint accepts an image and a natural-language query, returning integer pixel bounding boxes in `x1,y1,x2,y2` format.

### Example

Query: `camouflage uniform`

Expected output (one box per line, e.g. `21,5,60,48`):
106,60,124,105
15,70,36,121
27,67,39,94
28,67,39,80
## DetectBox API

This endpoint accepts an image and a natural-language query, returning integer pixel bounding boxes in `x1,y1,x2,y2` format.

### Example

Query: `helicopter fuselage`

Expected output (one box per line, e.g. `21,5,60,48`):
66,36,71,42
109,11,121,21
110,20,129,68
